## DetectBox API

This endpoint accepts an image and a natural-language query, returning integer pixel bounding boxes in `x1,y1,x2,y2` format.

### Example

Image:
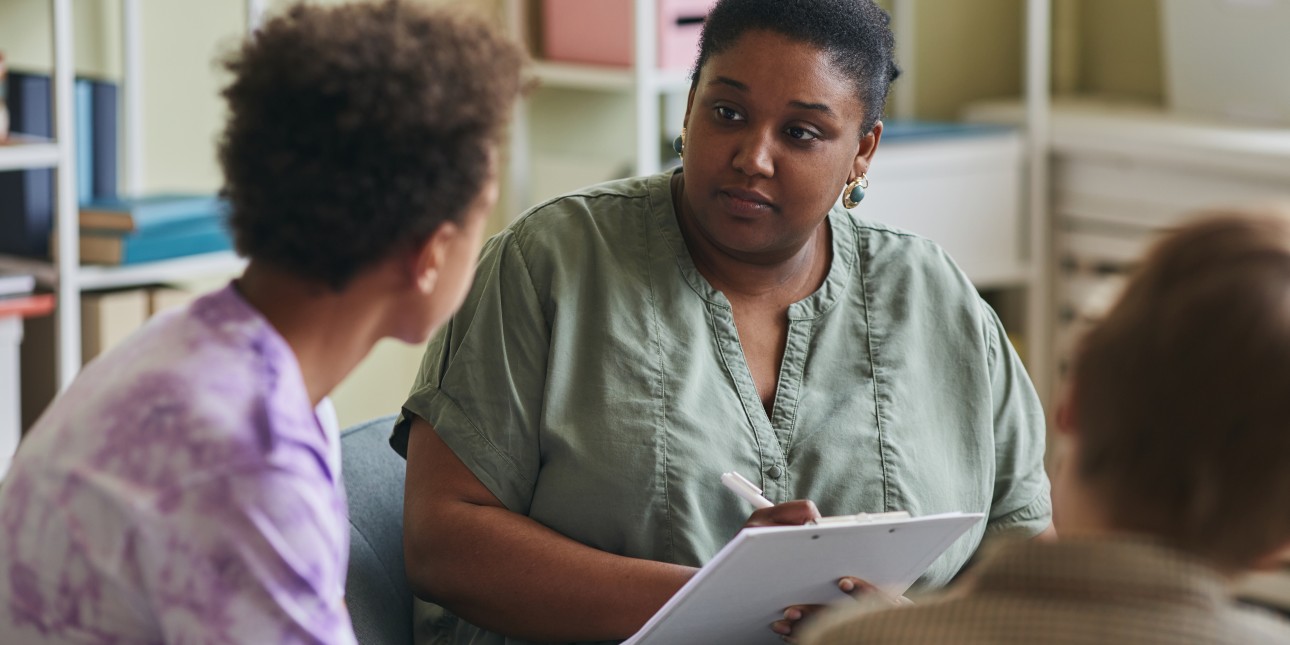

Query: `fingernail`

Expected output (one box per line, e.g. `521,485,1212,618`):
839,579,855,592
784,608,801,620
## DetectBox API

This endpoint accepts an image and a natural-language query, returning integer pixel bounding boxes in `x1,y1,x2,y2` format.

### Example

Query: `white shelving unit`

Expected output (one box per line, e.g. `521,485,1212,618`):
968,98,1290,388
1023,0,1054,406
0,0,250,394
504,0,692,213
0,135,61,171
968,1,1290,403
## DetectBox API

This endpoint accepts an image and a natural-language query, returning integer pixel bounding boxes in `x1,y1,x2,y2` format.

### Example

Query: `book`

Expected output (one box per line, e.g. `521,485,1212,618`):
0,292,53,319
89,79,117,201
0,71,54,258
622,512,983,645
75,78,93,204
0,72,119,257
147,285,193,316
0,50,9,141
0,269,35,298
78,193,227,234
81,288,149,362
77,217,233,265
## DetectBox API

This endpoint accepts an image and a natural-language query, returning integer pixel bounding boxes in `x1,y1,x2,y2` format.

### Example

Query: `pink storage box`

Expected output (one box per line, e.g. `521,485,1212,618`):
542,0,717,70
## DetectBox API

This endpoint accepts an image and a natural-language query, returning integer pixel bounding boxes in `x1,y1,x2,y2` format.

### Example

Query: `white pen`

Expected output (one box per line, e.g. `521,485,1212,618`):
721,471,775,510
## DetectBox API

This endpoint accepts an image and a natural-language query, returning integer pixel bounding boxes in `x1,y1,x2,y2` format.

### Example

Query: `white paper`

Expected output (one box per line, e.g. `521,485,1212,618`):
623,512,984,645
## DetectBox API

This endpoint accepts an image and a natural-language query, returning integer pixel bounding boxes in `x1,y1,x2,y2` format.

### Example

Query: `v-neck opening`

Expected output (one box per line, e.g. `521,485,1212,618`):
646,170,861,498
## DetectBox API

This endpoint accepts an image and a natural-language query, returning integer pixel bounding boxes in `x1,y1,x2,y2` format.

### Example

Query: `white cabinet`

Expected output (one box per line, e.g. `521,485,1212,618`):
969,99,1290,385
861,127,1028,289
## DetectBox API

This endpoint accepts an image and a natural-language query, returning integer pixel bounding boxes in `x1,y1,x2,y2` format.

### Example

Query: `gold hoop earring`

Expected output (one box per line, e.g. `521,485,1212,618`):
842,174,869,209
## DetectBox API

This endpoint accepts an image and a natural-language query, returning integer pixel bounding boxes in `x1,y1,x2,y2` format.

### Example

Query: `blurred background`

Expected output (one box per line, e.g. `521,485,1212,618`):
1,0,1287,450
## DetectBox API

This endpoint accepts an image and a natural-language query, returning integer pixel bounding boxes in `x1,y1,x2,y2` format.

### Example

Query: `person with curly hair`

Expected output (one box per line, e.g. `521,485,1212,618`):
0,2,522,643
395,0,1050,642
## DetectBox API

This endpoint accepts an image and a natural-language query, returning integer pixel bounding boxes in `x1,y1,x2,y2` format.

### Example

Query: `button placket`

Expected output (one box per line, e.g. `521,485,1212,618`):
709,301,783,501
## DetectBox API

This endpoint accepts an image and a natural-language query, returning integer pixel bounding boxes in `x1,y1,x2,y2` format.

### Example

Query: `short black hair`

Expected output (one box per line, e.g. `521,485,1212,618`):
694,0,898,133
219,1,524,290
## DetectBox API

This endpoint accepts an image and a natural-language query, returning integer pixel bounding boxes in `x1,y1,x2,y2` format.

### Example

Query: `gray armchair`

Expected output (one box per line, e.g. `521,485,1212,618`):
342,414,413,645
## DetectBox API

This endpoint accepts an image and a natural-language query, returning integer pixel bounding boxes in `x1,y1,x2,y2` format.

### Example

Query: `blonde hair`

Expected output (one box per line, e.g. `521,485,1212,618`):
1070,204,1290,571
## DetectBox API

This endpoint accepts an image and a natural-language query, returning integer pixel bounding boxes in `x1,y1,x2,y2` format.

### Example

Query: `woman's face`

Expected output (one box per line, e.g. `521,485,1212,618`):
680,29,880,262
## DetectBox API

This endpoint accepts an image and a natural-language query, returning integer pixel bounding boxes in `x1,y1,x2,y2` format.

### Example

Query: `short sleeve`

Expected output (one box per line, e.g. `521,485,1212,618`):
980,299,1053,537
136,468,356,645
393,231,551,514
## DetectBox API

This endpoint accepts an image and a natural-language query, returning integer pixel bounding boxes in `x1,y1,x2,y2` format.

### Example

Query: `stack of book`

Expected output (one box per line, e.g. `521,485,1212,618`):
74,194,233,265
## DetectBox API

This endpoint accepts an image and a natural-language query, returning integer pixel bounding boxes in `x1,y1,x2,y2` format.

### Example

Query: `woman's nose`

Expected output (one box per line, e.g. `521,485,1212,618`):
731,128,775,178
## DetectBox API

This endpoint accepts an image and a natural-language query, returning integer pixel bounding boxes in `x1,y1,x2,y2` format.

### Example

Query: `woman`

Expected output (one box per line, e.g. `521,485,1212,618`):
0,3,522,643
396,0,1050,643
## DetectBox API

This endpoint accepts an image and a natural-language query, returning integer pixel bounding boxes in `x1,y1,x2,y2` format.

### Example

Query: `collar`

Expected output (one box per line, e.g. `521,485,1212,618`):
968,537,1231,612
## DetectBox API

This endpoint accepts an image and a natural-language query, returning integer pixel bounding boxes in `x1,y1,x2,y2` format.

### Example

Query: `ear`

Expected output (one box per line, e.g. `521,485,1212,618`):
411,220,462,294
850,120,883,181
682,82,697,132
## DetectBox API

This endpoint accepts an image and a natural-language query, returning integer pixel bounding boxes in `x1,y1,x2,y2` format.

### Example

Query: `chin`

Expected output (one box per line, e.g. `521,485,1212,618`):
697,213,790,254
711,228,794,258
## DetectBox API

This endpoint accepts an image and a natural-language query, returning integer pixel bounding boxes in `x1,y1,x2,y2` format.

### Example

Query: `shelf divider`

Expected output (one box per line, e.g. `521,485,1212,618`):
0,136,61,171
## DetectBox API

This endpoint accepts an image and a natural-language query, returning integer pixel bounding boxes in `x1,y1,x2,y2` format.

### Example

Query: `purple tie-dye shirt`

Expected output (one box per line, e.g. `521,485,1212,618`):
0,284,357,644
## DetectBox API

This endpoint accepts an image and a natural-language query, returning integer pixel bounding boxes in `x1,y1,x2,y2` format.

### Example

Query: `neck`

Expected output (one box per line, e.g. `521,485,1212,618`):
1051,440,1119,539
235,262,388,405
673,173,831,301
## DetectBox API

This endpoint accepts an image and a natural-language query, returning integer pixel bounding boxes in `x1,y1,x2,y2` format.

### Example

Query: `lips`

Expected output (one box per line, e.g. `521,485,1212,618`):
719,187,775,217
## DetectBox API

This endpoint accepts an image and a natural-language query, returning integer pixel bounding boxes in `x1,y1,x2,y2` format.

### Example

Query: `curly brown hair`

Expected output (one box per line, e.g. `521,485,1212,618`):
218,1,524,289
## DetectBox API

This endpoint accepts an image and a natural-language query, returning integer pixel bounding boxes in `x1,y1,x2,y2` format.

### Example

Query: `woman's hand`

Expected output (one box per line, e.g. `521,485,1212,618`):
741,499,822,528
769,577,913,643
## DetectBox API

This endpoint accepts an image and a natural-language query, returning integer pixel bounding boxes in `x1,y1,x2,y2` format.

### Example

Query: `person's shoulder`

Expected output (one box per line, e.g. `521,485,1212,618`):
480,173,668,283
837,209,978,306
506,174,662,245
802,597,968,645
48,288,315,476
84,287,284,397
840,210,962,275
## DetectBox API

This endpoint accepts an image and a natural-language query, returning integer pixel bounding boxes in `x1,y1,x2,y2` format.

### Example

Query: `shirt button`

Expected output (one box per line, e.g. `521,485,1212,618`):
766,465,783,480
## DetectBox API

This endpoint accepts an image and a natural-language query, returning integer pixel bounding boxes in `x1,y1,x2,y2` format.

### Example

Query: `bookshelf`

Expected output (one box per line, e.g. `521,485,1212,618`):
529,60,690,93
0,0,254,395
504,0,693,212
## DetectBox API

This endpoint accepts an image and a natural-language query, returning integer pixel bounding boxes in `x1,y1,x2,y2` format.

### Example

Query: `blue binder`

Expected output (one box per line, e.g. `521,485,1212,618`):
0,71,54,258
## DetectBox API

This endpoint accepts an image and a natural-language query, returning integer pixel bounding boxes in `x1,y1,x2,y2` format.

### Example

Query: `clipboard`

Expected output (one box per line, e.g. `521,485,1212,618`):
622,512,984,645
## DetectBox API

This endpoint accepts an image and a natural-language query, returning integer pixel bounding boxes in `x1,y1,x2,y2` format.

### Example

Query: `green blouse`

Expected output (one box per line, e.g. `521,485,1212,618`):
393,171,1051,645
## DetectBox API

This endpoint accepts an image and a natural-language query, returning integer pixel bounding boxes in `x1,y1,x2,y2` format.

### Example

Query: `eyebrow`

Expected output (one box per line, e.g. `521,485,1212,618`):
710,76,837,118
